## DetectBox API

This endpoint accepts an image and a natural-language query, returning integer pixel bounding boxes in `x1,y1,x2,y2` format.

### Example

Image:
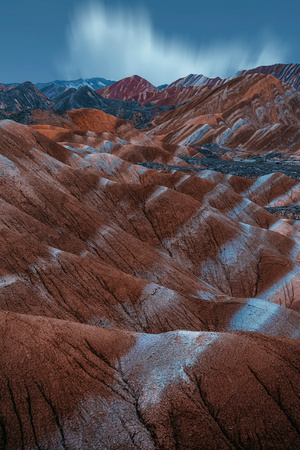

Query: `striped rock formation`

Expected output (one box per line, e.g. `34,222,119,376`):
148,73,300,155
170,63,300,91
0,97,299,448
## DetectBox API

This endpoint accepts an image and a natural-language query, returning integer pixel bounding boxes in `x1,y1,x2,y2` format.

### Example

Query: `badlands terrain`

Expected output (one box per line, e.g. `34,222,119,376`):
0,64,300,448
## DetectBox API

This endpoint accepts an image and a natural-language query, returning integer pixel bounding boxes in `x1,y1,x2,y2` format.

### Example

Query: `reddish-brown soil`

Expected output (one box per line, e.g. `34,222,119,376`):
0,79,299,448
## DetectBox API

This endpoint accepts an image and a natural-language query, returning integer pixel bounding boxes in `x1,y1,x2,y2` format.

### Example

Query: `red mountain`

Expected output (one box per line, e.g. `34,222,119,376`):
96,74,159,102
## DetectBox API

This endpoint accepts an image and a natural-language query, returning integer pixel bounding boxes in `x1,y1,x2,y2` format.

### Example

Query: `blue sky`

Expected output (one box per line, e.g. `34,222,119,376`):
1,0,299,85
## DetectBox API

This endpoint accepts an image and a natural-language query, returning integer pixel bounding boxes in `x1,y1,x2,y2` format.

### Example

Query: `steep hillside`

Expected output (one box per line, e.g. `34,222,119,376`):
1,313,299,449
170,63,300,91
40,83,69,99
0,81,52,113
0,83,11,93
234,63,300,90
148,73,300,154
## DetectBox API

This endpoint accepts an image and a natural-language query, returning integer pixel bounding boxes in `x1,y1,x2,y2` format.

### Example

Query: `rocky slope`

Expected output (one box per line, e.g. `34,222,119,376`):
1,313,299,449
39,83,69,99
0,81,52,113
169,73,223,88
170,63,300,91
0,69,299,448
147,73,300,154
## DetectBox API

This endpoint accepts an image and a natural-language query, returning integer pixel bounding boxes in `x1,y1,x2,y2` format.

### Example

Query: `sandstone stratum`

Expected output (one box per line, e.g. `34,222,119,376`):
0,67,300,448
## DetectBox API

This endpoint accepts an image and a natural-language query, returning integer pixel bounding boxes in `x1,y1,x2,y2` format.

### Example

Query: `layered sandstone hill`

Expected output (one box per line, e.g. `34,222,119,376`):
0,98,299,448
169,63,300,91
147,73,300,154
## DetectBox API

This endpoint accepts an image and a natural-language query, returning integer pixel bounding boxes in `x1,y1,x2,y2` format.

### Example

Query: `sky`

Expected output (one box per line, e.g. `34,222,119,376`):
1,0,299,85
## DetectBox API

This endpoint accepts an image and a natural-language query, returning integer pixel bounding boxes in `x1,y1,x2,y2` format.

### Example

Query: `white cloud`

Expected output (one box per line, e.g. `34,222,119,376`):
60,1,287,85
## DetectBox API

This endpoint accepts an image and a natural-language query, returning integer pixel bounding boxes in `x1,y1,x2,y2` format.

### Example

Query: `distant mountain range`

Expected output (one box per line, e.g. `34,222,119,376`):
1,63,300,129
39,84,69,99
35,76,115,91
0,77,116,99
96,75,209,107
1,76,114,91
0,81,170,128
96,75,159,103
95,64,300,107
52,85,170,127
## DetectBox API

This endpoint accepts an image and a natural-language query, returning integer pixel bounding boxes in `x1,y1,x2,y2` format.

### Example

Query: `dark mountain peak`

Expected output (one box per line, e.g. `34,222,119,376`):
0,81,52,113
78,85,94,93
21,80,36,88
157,84,168,90
53,85,106,112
